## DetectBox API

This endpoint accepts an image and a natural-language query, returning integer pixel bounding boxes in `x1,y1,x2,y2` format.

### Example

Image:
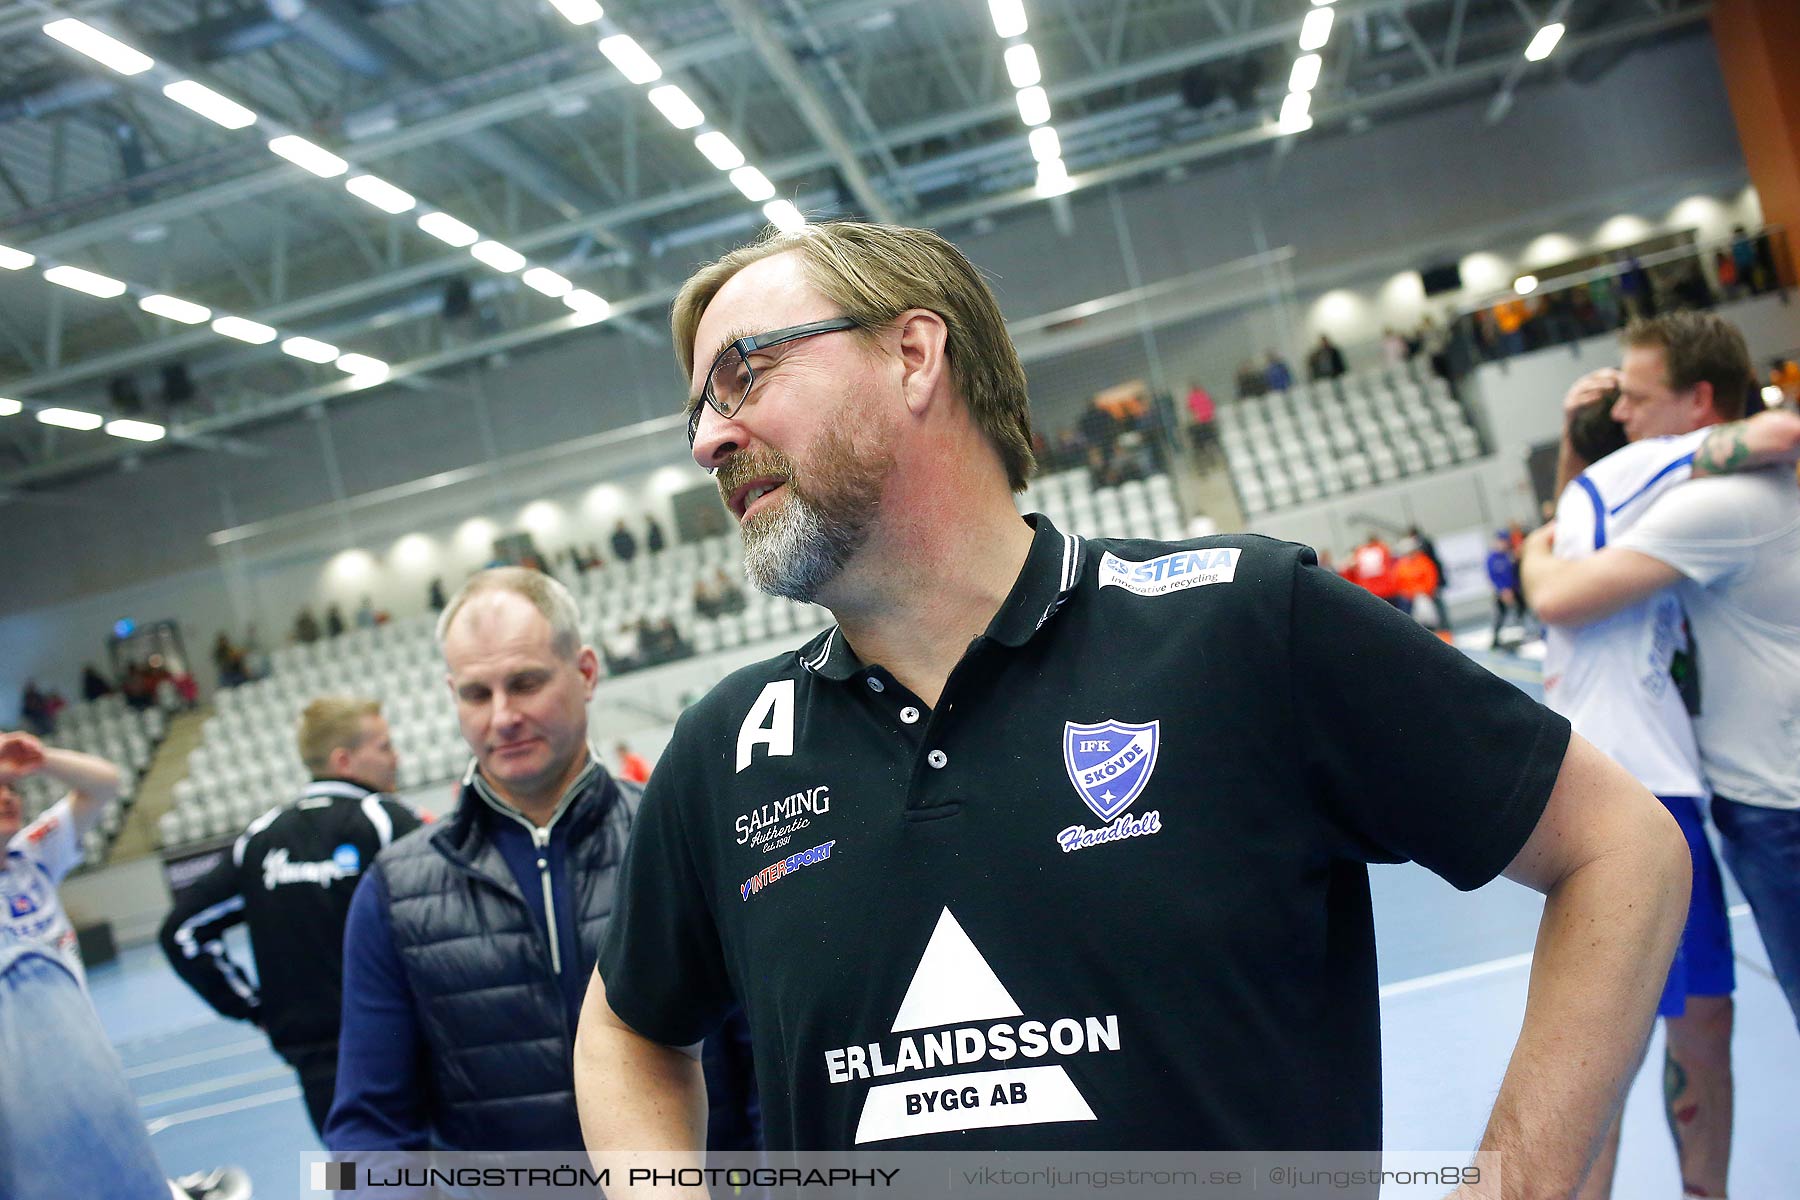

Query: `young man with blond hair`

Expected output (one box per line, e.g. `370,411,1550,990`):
159,695,417,1137
574,222,1690,1193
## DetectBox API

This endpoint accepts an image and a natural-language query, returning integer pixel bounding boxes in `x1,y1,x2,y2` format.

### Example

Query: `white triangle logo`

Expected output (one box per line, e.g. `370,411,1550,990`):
890,908,1023,1033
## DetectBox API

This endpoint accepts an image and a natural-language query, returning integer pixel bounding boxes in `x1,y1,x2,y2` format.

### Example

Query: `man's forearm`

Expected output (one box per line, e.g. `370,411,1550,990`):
575,1017,709,1200
1478,830,1689,1198
1692,409,1800,476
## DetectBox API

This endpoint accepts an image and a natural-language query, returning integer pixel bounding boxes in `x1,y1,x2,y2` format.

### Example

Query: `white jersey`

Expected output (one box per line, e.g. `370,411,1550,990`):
1616,460,1800,809
2,797,85,984
1543,429,1708,797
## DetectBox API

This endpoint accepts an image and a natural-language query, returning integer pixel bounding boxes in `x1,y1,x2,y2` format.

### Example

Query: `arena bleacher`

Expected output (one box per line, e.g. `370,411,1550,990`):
1220,371,1483,517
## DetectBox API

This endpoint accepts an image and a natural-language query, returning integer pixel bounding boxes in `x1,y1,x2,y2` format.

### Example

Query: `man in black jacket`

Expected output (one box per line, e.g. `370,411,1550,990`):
159,697,417,1137
325,566,758,1152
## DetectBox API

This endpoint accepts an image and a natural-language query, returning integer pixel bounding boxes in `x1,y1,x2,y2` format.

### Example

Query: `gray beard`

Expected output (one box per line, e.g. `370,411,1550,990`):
740,488,861,603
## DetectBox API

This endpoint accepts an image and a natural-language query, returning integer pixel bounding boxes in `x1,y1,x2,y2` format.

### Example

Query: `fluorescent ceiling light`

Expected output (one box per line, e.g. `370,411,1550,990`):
598,34,661,84
0,398,20,416
1299,7,1334,52
1289,53,1322,93
1004,44,1041,89
417,211,479,247
212,315,277,344
647,85,705,130
336,353,389,380
139,294,211,324
694,131,745,170
522,267,573,297
345,175,416,214
762,199,806,233
1034,157,1072,198
43,265,127,298
104,418,165,442
37,407,103,431
268,135,348,178
1763,385,1784,405
471,241,527,272
1027,126,1061,163
729,166,776,203
1514,275,1539,295
0,245,37,271
988,0,1028,39
564,290,612,323
281,336,339,363
1279,91,1312,130
42,18,153,76
1525,23,1565,62
1015,85,1051,127
548,0,604,23
161,80,256,129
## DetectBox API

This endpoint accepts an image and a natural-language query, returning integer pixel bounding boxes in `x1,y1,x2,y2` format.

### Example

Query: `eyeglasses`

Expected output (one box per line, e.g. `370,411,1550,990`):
687,317,860,448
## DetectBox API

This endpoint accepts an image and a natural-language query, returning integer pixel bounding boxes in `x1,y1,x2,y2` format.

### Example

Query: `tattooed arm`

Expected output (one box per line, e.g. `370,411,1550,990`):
1690,408,1800,477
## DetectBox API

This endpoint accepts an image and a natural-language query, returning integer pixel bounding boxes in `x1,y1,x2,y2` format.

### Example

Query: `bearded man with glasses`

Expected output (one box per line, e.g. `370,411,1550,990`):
575,222,1688,1196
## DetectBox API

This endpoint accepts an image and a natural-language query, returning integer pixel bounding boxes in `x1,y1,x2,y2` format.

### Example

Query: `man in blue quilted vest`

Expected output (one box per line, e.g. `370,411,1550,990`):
325,566,755,1151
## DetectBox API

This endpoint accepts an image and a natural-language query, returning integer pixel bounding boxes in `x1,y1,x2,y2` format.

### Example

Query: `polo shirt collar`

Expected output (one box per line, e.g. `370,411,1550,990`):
798,514,1084,681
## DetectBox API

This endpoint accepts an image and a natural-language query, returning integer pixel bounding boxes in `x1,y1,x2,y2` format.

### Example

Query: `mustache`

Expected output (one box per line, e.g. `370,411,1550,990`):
716,449,800,504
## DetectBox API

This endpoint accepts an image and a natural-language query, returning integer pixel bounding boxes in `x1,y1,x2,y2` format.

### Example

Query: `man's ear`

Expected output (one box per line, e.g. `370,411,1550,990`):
893,309,950,417
1690,379,1721,423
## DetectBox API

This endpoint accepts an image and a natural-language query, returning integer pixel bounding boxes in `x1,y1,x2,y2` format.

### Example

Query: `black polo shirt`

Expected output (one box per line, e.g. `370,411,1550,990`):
597,516,1568,1150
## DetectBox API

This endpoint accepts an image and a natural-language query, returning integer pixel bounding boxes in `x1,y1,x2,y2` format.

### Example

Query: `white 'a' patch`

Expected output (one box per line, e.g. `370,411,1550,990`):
736,680,795,772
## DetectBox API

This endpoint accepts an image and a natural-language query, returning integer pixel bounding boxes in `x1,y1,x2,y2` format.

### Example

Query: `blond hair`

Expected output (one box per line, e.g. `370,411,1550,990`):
298,697,382,778
435,566,583,660
671,221,1036,491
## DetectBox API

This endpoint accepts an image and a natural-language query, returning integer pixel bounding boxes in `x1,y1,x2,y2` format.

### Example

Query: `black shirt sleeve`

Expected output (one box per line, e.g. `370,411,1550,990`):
594,724,736,1046
1287,552,1570,891
157,848,260,1022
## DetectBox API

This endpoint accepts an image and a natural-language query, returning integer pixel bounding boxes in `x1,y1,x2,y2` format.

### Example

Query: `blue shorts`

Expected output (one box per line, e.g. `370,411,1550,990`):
1657,796,1735,1019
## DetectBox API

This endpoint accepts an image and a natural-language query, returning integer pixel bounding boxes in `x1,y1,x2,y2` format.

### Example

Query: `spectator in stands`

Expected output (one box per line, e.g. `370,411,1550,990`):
1234,359,1265,399
1393,541,1442,632
646,516,667,555
615,742,651,786
159,698,417,1139
79,665,112,703
1306,333,1346,381
428,578,447,613
1185,381,1219,461
714,568,746,615
212,632,247,689
355,595,377,630
121,662,155,711
1619,255,1655,321
1587,272,1622,332
1263,350,1292,393
0,731,123,982
602,621,641,676
295,606,321,644
1729,226,1760,295
584,544,604,570
1406,525,1448,629
19,682,54,737
1486,530,1529,649
2,925,251,1200
1382,327,1408,368
1714,247,1741,301
327,567,758,1153
1077,399,1120,475
694,572,719,619
1343,533,1400,608
325,603,347,639
610,520,638,564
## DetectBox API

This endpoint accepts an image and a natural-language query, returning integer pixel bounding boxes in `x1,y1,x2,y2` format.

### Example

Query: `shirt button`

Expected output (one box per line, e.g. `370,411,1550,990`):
927,749,948,769
867,677,885,693
900,706,921,724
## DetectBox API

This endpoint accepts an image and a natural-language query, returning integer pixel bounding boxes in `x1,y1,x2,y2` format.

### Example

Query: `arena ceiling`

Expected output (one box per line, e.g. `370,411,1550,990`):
0,0,1710,493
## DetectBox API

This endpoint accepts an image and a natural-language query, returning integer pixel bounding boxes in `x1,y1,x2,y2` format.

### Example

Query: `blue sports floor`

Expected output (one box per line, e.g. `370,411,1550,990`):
93,649,1800,1198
